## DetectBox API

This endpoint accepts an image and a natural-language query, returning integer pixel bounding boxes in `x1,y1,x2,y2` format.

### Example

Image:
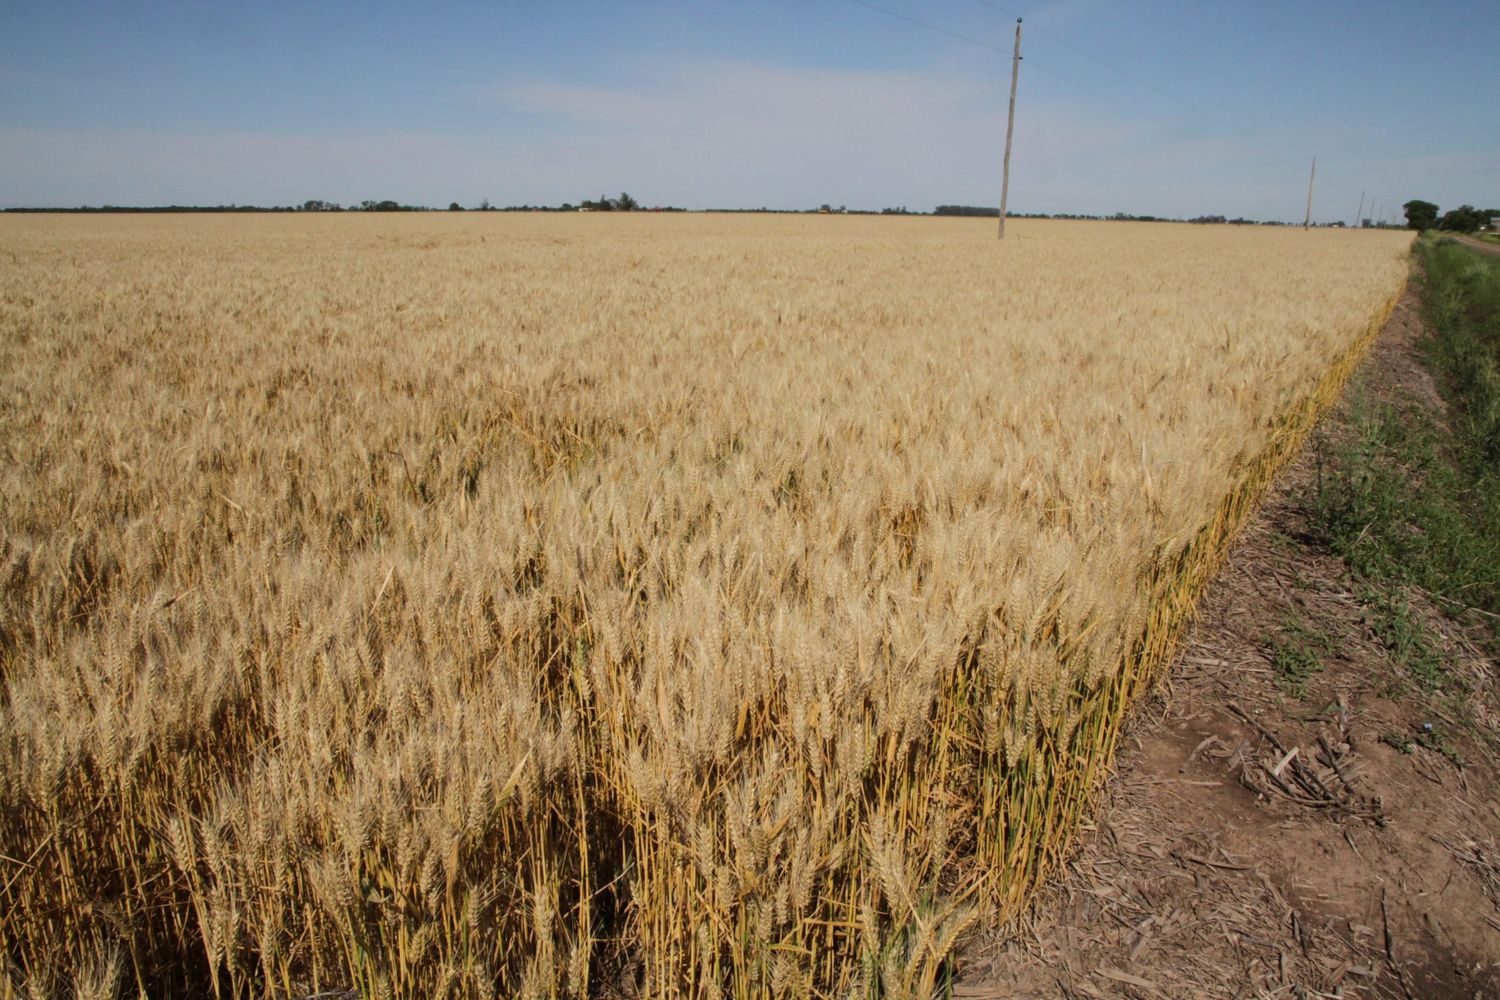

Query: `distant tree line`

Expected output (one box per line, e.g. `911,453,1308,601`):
296,199,444,211
4,204,301,213
931,205,1294,225
2,193,671,214
447,193,692,212
302,199,447,211
5,198,1386,226
1402,200,1498,234
579,192,640,211
3,200,427,213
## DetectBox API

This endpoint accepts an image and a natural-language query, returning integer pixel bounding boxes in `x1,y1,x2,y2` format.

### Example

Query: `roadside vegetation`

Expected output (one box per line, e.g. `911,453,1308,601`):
1306,235,1500,691
1267,615,1337,698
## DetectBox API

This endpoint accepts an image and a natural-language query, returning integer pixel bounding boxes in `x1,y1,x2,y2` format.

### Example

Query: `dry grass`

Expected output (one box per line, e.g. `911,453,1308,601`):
0,214,1411,997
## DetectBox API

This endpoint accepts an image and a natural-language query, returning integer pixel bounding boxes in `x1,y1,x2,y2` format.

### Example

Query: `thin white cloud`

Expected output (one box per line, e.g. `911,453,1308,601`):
488,58,1215,212
1,57,1490,217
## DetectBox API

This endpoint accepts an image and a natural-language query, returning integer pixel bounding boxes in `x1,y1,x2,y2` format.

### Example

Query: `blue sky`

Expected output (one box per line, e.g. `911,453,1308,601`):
1,0,1495,220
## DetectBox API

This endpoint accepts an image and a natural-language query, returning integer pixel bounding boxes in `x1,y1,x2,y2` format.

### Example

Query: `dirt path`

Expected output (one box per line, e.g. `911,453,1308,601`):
958,277,1500,998
1451,234,1500,259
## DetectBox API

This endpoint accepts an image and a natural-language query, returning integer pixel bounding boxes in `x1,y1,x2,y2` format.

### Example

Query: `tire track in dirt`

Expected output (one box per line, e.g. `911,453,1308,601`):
1449,234,1500,259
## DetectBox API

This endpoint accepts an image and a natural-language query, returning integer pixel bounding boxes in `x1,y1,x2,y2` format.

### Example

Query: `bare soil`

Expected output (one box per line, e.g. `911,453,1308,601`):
1452,235,1500,260
958,277,1500,998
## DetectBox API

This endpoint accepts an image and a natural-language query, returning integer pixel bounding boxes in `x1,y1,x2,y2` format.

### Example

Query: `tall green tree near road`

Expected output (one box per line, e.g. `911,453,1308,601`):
1404,199,1439,231
1437,205,1482,234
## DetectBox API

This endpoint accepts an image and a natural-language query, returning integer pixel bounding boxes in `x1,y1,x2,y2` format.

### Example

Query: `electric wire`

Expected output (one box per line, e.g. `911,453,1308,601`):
843,0,1107,105
843,0,1009,54
840,0,1292,168
841,0,1351,228
967,0,1208,118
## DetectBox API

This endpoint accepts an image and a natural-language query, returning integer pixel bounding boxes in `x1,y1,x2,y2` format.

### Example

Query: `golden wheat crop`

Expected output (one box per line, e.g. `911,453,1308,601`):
0,213,1410,998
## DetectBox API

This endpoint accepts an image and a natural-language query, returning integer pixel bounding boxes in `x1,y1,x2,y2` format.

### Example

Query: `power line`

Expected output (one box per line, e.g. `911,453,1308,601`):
840,0,1314,215
842,2,1128,123
1014,55,1255,167
1019,56,1122,112
843,0,1009,54
842,0,1202,128
843,0,1117,111
964,0,1319,172
967,0,1206,118
1017,56,1242,169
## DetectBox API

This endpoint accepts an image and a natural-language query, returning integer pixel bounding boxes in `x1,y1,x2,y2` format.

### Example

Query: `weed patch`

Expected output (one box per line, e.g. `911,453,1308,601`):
1360,589,1450,692
1305,236,1500,658
1267,616,1336,698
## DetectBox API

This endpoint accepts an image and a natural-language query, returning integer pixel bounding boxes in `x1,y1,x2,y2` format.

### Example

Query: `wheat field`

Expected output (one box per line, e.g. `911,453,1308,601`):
0,214,1411,998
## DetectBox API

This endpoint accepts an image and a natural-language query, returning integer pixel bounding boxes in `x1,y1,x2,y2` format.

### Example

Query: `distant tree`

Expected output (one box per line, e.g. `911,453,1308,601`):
615,191,639,212
479,198,492,211
301,199,340,212
934,205,999,217
1436,205,1481,234
1403,199,1439,231
448,201,463,211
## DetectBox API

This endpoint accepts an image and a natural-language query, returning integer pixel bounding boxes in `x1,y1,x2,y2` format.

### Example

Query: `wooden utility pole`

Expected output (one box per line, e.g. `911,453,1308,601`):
1303,157,1317,229
1355,190,1365,229
999,18,1022,240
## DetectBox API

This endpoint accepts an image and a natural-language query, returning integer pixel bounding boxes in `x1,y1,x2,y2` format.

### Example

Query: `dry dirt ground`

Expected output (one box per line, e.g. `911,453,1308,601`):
958,276,1500,999
1452,235,1500,260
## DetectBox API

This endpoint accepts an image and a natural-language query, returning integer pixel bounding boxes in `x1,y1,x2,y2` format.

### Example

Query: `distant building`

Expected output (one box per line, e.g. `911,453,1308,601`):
1490,217,1500,230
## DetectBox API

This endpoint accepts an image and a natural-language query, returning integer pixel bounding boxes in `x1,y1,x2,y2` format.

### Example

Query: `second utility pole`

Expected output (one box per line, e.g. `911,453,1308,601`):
999,18,1022,240
1303,157,1317,229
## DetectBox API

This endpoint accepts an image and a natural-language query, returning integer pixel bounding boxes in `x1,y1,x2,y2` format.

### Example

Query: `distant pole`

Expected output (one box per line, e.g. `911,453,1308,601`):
1303,157,1317,229
999,18,1022,240
1373,200,1381,228
1355,190,1365,229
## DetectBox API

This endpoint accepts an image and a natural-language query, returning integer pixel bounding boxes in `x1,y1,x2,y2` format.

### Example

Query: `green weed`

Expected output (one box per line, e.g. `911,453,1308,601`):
1267,616,1336,698
1304,236,1500,659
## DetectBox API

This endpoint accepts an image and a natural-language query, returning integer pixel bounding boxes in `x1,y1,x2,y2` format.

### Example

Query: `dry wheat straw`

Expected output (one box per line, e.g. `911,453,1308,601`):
0,214,1410,997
